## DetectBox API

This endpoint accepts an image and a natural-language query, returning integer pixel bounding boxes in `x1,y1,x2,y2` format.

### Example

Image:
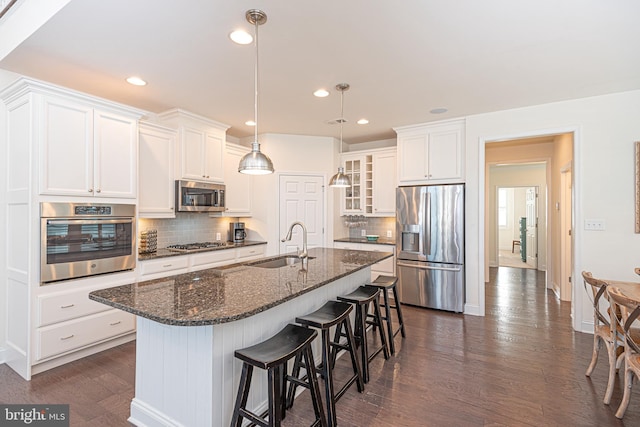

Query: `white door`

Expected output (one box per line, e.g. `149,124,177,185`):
560,170,572,302
279,175,325,254
525,187,538,268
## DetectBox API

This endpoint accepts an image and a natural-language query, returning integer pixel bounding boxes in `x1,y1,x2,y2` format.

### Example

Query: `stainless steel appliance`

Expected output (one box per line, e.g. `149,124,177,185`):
230,222,246,243
40,202,136,283
396,184,465,312
166,241,232,253
176,180,225,212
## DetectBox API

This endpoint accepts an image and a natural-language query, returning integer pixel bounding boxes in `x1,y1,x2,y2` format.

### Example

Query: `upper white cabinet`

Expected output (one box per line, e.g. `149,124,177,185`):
223,143,253,216
157,109,229,183
340,147,396,217
40,96,139,198
139,121,177,218
372,150,396,216
1,78,143,200
395,119,464,186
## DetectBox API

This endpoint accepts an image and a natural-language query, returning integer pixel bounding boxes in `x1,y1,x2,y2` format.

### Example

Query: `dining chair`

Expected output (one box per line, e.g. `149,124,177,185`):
635,268,640,276
582,271,623,404
605,285,640,419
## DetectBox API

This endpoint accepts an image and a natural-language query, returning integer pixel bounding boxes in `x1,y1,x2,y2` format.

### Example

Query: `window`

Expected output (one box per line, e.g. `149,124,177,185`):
498,188,508,228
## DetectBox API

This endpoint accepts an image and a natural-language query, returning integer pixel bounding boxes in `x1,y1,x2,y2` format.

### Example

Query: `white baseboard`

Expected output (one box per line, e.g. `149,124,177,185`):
464,303,482,316
130,398,185,427
0,346,6,364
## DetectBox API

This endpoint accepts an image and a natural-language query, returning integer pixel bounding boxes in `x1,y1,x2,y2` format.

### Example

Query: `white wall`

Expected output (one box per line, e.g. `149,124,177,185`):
465,89,640,331
248,133,337,256
0,68,20,362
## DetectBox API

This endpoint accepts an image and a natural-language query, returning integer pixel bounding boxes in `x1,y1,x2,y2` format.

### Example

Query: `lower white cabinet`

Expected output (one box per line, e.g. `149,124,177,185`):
138,245,267,280
37,309,135,361
138,255,190,280
333,241,396,279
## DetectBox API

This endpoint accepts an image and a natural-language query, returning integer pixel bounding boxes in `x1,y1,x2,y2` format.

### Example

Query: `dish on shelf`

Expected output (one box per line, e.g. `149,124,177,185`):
365,235,379,241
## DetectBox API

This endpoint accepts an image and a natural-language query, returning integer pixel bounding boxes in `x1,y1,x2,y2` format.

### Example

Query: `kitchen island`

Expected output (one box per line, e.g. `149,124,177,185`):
90,247,392,427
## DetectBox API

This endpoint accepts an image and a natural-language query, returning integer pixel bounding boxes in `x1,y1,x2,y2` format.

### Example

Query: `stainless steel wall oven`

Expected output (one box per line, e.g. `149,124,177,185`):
40,202,136,284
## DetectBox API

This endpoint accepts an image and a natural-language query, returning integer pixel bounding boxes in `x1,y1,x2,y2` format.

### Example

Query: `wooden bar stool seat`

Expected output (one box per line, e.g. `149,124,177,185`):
231,324,327,427
368,275,406,355
338,286,390,383
288,301,364,427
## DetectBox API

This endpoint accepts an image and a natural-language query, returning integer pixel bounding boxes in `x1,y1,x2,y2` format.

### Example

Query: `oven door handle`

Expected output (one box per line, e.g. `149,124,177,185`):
46,218,134,226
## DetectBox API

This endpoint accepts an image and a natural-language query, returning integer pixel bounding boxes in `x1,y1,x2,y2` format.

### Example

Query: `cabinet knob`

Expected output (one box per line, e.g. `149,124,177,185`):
88,188,93,193
96,189,101,193
170,207,174,210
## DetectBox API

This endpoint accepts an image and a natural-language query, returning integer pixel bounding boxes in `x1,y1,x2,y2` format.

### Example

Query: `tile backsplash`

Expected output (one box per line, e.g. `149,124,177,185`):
138,214,235,249
339,216,396,240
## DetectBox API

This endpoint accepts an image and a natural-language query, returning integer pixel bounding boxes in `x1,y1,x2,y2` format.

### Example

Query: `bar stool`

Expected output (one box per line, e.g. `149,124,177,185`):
368,275,406,355
337,286,390,383
231,324,327,427
288,301,364,427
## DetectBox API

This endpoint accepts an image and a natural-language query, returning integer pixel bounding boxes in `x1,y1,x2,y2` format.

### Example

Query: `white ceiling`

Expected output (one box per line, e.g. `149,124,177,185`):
1,0,639,144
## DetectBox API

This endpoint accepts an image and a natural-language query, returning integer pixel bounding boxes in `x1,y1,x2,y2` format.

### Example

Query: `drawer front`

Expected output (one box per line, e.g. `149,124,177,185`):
190,249,236,267
236,245,265,260
140,256,189,276
333,242,362,250
38,291,111,327
36,309,135,361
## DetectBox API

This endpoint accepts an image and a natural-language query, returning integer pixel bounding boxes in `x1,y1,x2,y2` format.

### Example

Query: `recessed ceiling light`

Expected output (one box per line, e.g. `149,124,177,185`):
357,119,369,125
230,30,253,45
314,89,329,98
126,76,147,86
245,120,256,126
430,107,448,114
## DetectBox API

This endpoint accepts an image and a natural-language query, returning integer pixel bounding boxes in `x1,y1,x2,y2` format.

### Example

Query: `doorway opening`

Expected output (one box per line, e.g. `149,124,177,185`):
484,132,574,316
496,186,537,269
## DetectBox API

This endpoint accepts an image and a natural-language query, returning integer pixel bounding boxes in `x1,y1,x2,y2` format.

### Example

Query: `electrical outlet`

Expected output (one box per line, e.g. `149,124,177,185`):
584,219,605,231
361,229,366,236
216,232,221,241
386,230,392,238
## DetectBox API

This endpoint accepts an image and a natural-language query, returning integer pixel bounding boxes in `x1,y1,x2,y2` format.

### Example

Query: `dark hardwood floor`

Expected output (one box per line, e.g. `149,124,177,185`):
1,267,637,426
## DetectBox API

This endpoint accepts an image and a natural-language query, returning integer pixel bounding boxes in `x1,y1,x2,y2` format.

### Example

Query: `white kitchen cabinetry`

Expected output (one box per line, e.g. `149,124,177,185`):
139,121,177,218
157,109,229,183
333,241,395,280
0,78,143,380
40,94,139,198
340,148,396,217
138,245,266,280
223,144,253,216
371,150,397,216
395,119,464,186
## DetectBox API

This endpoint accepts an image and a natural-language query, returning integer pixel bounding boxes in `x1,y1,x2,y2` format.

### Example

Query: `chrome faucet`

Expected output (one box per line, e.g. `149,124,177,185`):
281,221,308,260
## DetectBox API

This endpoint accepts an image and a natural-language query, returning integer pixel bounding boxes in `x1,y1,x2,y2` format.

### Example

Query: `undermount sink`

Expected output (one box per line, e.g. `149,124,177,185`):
249,255,315,269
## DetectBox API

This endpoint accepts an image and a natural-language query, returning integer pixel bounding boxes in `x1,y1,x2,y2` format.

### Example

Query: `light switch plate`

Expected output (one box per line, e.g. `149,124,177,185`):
216,232,221,240
361,229,366,236
584,219,605,231
386,230,392,238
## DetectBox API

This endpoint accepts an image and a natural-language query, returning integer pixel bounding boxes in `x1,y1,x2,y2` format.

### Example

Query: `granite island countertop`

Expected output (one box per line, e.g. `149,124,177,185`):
90,247,392,327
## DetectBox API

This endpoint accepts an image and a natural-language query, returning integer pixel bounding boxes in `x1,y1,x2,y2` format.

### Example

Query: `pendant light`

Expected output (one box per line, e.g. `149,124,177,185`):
238,9,274,175
329,83,352,187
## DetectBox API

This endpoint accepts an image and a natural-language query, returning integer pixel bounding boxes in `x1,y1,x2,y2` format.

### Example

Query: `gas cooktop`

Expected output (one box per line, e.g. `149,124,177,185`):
166,242,233,253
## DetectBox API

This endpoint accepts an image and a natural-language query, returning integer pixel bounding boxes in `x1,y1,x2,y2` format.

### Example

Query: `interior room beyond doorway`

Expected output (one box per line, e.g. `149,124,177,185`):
497,186,535,269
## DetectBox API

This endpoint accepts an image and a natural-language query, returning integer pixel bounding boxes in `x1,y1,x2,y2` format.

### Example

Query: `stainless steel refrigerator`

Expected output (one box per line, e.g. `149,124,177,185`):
396,184,465,312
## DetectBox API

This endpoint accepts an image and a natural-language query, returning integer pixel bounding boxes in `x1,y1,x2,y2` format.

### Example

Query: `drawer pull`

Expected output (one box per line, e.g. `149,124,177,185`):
60,334,75,341
60,304,75,309
162,264,172,267
110,321,122,326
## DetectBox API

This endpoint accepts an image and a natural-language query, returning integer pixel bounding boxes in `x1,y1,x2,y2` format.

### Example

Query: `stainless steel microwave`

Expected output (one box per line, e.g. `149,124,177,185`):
40,202,136,284
176,180,226,212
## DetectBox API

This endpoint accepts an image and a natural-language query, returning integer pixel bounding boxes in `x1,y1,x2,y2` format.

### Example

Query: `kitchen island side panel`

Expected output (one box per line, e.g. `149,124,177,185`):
129,267,370,427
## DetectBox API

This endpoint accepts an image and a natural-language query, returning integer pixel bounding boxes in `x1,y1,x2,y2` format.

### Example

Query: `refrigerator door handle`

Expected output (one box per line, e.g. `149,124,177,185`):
397,262,462,273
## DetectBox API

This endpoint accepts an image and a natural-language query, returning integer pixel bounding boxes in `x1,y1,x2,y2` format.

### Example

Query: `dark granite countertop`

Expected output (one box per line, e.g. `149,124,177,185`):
90,247,391,327
138,240,267,261
334,237,396,246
